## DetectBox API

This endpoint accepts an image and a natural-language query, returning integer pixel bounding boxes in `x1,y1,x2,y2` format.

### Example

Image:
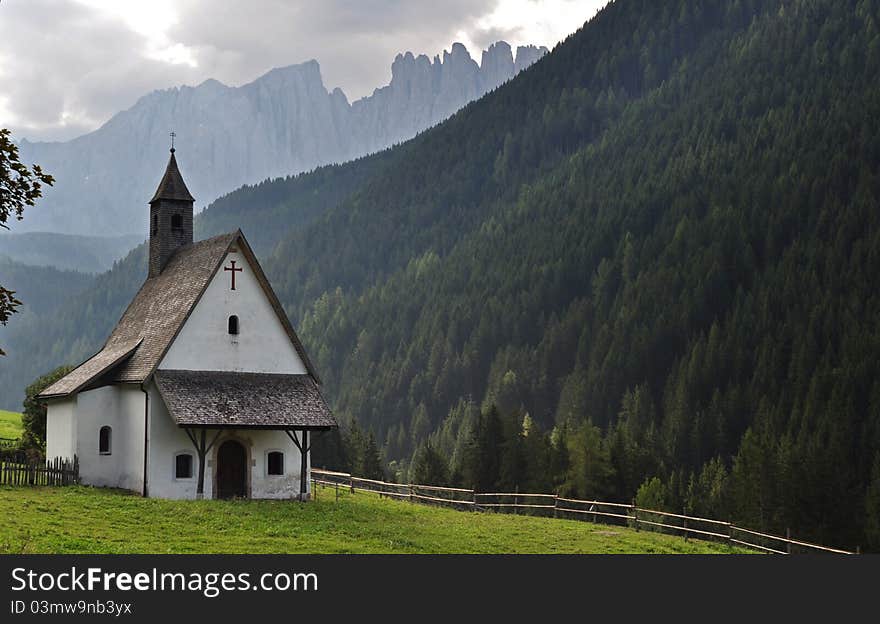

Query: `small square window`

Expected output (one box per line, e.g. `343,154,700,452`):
175,453,193,479
267,451,284,476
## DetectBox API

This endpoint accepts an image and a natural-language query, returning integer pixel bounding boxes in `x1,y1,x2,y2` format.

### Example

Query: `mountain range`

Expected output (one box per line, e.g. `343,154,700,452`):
14,42,546,237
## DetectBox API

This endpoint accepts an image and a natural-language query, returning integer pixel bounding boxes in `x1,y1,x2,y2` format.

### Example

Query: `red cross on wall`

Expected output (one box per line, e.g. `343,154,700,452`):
224,259,243,290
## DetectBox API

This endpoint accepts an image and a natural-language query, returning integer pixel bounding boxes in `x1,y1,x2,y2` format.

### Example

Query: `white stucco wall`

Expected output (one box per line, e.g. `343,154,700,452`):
159,249,307,374
146,381,308,500
74,384,145,493
147,381,207,500
247,429,309,499
45,398,76,461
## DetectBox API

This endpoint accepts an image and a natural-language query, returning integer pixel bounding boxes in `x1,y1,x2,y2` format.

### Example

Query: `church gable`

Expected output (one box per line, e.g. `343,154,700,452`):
159,239,307,375
39,149,321,401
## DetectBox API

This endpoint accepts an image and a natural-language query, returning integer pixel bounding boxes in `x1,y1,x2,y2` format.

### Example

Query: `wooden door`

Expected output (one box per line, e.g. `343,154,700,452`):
216,440,247,499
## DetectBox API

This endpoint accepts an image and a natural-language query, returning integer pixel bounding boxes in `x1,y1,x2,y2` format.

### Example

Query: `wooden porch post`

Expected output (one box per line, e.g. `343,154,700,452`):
300,430,309,500
185,428,222,499
285,429,313,501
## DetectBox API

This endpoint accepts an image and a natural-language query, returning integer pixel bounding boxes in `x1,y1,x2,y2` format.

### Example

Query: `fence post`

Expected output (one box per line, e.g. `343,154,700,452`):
553,490,558,519
683,517,689,541
514,485,519,515
408,483,413,504
335,481,339,502
472,490,478,511
786,528,792,555
633,507,639,531
350,474,354,494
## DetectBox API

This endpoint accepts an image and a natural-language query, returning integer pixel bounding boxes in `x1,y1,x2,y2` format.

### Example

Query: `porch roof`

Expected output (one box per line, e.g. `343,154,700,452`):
153,369,337,429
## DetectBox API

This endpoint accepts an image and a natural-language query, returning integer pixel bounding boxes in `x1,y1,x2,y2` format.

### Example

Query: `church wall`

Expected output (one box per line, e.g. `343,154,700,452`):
244,430,308,500
146,382,208,500
118,386,147,492
46,398,76,461
74,385,145,493
158,249,307,375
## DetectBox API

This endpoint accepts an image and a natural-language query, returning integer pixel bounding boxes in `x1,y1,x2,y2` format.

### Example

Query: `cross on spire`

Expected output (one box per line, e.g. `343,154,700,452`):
170,131,176,153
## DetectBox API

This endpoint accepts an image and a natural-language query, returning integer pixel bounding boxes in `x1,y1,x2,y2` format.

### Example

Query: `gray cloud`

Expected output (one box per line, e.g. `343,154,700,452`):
0,0,203,141
0,0,592,142
168,1,498,98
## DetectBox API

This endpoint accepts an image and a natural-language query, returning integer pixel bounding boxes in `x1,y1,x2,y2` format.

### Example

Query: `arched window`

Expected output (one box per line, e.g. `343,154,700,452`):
99,426,112,455
228,315,239,335
171,213,183,230
151,214,158,235
175,453,194,479
267,451,284,476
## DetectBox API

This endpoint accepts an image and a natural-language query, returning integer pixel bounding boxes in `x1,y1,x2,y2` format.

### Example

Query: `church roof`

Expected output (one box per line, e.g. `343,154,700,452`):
149,149,195,203
154,370,336,429
39,230,321,399
37,338,143,398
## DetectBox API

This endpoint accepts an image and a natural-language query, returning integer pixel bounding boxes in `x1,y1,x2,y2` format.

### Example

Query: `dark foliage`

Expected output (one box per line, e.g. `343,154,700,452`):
21,365,73,453
0,127,54,354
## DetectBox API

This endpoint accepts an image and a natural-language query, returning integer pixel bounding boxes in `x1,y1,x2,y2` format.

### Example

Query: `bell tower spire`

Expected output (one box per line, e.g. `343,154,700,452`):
149,137,194,277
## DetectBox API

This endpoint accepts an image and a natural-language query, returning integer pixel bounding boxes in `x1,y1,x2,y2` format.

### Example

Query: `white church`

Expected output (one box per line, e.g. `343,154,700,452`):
39,146,336,500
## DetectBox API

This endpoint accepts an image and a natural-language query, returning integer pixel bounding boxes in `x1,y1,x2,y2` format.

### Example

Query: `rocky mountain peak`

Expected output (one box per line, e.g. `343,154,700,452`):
481,42,515,87
514,45,549,73
13,42,547,236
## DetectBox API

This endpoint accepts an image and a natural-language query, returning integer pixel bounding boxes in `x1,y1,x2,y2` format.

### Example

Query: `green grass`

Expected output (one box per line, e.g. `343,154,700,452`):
0,410,22,439
0,484,752,554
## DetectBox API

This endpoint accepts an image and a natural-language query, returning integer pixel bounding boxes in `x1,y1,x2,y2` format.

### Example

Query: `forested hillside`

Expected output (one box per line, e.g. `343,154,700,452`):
0,258,93,316
6,0,880,550
0,232,141,273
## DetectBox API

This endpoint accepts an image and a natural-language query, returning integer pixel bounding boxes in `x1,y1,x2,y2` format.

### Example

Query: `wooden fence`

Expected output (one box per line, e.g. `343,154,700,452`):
311,468,854,555
0,456,79,487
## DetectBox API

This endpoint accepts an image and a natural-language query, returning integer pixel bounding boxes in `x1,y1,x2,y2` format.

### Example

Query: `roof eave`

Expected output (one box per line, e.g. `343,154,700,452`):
36,338,143,400
175,423,338,430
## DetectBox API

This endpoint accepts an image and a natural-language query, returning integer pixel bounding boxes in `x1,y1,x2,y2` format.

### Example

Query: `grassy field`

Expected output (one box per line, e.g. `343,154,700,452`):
0,484,752,554
0,410,22,439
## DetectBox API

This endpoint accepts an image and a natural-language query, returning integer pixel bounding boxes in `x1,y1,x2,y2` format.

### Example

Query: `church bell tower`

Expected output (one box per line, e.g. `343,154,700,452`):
149,140,194,277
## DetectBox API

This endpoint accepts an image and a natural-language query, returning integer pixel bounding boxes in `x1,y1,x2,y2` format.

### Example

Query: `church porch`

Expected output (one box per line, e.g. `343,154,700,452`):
150,369,336,501
179,425,323,500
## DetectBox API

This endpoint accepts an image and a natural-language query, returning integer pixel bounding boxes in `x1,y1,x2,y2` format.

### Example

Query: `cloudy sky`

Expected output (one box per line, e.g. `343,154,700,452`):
0,0,609,142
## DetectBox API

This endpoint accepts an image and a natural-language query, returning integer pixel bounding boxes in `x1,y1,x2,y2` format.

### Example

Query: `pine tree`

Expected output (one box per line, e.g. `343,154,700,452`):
410,441,450,486
865,453,880,552
361,432,385,481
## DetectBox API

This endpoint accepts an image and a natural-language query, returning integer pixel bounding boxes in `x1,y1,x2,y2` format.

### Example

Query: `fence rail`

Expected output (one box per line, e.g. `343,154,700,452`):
0,437,19,450
0,456,79,487
311,468,854,555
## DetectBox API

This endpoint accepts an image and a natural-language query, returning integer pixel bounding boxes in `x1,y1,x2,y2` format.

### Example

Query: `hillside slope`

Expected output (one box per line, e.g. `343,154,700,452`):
8,0,880,550
266,0,880,549
0,486,745,554
0,232,141,273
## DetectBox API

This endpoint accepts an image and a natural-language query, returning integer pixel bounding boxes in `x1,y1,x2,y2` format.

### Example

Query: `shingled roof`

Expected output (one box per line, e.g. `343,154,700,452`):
150,150,195,203
37,338,143,398
39,230,320,399
154,370,335,428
